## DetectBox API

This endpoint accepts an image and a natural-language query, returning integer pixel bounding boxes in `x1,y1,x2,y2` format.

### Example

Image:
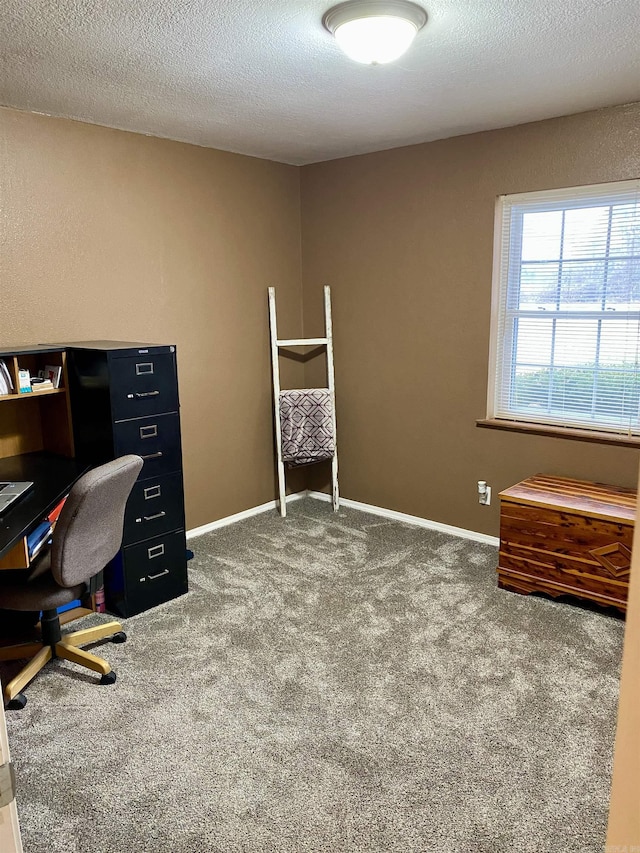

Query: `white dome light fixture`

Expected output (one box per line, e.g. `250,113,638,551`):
323,0,428,65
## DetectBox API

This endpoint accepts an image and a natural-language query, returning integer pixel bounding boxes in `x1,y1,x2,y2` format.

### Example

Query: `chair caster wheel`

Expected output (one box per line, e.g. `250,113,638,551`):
7,693,27,710
111,632,127,644
100,672,117,685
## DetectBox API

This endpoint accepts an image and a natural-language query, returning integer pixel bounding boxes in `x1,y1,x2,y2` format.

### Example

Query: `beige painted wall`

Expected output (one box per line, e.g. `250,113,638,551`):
0,107,304,528
300,103,640,536
2,102,640,535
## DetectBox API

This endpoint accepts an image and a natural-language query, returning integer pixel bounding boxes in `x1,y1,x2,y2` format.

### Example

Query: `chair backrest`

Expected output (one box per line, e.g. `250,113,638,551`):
51,455,143,589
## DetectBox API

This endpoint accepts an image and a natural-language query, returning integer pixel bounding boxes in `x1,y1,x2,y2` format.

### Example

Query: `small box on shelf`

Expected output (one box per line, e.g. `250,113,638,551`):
18,369,31,394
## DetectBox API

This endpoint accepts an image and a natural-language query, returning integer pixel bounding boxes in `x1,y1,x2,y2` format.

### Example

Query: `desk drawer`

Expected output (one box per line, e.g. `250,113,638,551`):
106,530,188,617
124,472,185,544
110,352,178,421
114,413,181,477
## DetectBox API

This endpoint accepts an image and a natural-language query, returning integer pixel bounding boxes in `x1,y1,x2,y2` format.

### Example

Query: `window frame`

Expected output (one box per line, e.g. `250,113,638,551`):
484,179,640,445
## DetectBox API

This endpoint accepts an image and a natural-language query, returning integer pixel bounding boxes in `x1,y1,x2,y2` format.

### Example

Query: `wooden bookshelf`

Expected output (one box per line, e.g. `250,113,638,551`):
0,345,76,571
0,347,74,461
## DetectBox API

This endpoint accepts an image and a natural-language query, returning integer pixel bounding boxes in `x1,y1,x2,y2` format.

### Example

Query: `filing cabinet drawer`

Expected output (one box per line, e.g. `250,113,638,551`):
110,352,178,421
124,472,185,544
114,413,181,477
66,341,189,619
106,531,188,617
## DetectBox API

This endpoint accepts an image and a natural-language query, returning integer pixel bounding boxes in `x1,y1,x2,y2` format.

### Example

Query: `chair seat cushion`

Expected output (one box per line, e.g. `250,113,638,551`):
27,549,53,582
0,572,84,611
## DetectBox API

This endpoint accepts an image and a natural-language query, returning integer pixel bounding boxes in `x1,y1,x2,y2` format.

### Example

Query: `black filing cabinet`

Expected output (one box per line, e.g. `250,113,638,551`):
65,341,188,617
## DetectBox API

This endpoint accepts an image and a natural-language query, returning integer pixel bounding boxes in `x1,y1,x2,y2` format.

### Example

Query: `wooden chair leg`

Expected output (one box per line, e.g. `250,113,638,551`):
4,647,53,702
62,621,122,648
0,642,44,662
55,642,111,676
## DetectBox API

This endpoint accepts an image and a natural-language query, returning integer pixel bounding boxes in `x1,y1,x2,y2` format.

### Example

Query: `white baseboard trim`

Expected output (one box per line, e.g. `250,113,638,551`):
307,491,499,547
187,489,499,548
186,492,306,539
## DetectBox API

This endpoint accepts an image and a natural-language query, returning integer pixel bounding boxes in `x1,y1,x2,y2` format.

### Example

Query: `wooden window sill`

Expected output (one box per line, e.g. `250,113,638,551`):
476,418,640,449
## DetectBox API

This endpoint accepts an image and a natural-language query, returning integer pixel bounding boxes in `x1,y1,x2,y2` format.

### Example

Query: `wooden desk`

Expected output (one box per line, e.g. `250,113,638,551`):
0,454,95,631
0,453,89,567
498,474,636,613
1,345,78,571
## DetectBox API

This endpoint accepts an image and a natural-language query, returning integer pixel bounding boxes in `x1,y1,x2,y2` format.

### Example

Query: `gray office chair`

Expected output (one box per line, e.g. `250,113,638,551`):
0,455,143,709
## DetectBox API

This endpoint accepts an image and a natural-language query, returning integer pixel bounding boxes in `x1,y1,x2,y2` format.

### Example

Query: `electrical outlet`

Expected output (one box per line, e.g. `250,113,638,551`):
477,481,492,506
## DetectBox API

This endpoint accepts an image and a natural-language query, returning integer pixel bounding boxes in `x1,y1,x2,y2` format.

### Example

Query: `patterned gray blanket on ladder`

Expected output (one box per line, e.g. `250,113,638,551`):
279,388,335,466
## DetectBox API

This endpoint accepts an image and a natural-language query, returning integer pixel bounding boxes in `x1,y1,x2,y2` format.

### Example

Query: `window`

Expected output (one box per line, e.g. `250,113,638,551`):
488,180,640,438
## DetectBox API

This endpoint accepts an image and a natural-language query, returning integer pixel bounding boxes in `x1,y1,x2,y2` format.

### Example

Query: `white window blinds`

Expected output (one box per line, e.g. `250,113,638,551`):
489,180,640,436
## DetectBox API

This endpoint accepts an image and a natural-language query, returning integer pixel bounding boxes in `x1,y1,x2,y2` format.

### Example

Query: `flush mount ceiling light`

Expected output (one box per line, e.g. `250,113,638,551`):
323,0,427,65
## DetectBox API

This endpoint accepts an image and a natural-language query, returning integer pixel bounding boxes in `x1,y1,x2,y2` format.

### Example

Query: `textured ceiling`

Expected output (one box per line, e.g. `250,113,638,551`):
1,0,639,165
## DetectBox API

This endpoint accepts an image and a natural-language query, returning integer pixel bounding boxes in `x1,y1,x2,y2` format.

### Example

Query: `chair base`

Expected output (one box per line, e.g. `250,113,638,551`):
0,619,125,706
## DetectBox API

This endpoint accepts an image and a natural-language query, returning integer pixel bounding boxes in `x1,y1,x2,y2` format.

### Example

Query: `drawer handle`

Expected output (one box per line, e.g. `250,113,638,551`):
148,544,165,559
134,390,160,398
147,569,170,581
139,424,158,439
136,362,154,375
141,451,163,460
142,511,166,522
144,485,161,500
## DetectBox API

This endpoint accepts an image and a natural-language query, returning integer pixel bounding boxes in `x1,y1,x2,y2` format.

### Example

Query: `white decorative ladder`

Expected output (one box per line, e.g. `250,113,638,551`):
268,285,339,517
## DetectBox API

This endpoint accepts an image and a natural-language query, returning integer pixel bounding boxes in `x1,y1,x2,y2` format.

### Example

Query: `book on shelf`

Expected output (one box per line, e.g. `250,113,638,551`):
31,378,55,392
43,364,62,388
0,359,13,395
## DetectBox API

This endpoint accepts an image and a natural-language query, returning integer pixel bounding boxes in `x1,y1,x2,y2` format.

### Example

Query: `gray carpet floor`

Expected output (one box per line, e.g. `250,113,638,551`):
1,498,625,853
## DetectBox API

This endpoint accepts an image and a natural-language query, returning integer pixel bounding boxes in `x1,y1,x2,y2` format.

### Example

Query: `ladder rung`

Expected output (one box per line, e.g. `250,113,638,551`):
277,337,328,347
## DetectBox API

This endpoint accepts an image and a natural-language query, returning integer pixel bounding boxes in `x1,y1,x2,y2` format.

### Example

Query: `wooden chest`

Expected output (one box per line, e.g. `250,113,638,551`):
498,474,636,613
